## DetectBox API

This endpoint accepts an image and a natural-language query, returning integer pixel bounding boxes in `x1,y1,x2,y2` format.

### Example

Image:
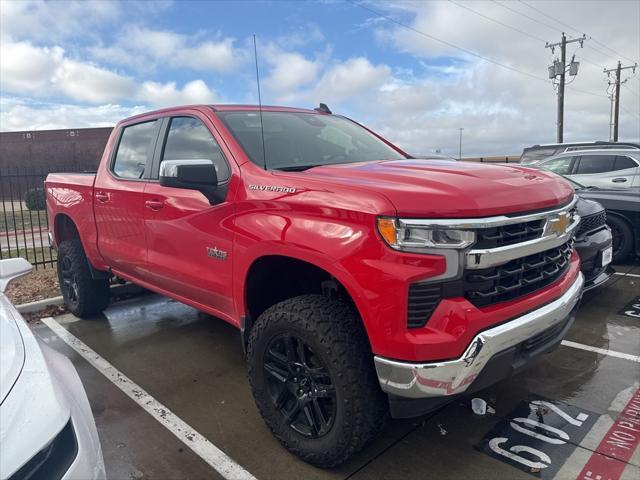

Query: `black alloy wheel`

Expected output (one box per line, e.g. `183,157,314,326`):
263,334,336,438
59,255,80,305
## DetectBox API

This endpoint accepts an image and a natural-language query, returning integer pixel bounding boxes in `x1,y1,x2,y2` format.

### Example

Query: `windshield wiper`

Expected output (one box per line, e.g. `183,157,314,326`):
276,164,323,172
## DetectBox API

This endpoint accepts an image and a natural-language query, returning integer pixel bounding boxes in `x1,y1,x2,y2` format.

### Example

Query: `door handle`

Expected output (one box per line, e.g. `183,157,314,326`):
612,178,627,183
95,192,109,203
145,200,164,211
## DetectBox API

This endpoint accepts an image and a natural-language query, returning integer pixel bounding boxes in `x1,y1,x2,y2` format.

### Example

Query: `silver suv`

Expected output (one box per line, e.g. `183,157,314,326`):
536,149,640,189
519,141,639,165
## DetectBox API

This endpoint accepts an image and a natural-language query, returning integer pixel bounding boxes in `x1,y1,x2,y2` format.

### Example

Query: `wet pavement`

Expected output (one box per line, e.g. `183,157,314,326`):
31,262,640,480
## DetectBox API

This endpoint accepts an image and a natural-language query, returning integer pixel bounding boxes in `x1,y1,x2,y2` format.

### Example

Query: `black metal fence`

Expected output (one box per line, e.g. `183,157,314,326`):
1,166,76,269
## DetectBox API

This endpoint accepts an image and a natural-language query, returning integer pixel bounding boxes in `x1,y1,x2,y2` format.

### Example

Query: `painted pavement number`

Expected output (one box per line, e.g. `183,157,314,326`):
479,397,597,478
618,296,640,319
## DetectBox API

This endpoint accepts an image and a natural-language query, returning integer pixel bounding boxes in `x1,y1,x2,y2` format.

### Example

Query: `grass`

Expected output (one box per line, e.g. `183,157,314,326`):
0,209,49,233
1,246,56,267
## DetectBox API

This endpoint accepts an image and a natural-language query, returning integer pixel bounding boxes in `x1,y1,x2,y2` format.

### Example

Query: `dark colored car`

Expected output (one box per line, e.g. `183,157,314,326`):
574,197,614,290
565,179,639,263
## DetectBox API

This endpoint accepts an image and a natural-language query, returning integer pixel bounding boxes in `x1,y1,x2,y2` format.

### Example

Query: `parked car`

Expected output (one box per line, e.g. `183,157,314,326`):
563,178,640,262
520,141,639,165
574,198,614,290
536,149,640,189
0,258,105,480
45,104,584,467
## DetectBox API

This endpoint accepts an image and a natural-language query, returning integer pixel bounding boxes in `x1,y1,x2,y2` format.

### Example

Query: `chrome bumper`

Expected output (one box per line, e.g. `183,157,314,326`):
374,272,584,399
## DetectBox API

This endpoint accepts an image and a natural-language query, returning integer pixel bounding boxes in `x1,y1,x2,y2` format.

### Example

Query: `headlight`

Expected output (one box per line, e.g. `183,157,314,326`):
377,217,475,250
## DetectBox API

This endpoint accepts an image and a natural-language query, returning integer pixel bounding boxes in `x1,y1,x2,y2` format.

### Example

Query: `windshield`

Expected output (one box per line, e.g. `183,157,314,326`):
217,111,406,170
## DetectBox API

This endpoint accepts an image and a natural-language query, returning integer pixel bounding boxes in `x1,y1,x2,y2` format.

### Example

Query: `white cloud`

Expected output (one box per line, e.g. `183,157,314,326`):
90,25,245,73
0,0,122,42
0,40,64,92
315,57,391,102
0,38,216,108
53,59,137,103
265,51,319,93
0,97,146,131
137,80,216,107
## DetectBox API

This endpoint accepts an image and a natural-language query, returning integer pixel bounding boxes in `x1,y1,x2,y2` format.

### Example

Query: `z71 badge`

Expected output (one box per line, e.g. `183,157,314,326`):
206,247,228,261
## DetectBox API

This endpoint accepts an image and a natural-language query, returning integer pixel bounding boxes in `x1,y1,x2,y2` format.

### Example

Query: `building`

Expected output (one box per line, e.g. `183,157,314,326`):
0,127,113,174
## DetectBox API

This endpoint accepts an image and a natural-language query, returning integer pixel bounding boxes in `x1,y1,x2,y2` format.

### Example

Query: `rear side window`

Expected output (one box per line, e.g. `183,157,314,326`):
575,155,616,174
113,121,157,179
162,117,230,182
613,155,637,171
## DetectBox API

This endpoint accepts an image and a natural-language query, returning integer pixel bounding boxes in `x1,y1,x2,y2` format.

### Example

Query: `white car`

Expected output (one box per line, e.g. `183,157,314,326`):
0,258,105,480
536,149,640,189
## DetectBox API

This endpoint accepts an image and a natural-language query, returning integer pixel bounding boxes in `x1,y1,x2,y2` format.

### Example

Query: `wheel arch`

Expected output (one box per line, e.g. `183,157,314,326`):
241,253,368,347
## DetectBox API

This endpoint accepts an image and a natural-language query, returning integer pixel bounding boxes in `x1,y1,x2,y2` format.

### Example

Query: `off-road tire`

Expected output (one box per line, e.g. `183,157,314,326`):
608,215,633,263
247,294,388,468
57,239,110,318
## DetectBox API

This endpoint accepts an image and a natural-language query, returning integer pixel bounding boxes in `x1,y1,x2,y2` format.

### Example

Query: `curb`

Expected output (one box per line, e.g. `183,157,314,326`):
15,283,144,314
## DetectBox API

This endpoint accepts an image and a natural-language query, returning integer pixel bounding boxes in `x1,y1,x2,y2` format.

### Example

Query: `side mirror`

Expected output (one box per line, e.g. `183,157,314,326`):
159,159,220,204
0,258,33,293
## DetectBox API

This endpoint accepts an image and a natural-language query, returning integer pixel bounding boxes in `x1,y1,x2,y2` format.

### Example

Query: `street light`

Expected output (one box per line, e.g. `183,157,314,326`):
459,128,464,161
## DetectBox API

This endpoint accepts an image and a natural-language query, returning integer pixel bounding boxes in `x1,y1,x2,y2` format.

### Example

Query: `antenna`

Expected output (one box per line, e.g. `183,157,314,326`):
253,35,267,171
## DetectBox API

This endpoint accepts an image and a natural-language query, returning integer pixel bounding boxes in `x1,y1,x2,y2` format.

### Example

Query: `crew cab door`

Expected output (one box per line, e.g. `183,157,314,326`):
94,119,161,276
142,114,236,318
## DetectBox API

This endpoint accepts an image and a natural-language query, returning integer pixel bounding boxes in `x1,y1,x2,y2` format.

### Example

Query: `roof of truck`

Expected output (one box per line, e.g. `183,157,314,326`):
120,104,324,124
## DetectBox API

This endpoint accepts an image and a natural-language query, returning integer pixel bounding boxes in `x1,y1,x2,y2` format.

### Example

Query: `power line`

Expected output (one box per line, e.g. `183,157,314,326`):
518,0,638,64
494,0,629,63
448,0,546,43
622,84,639,100
603,61,638,140
347,1,548,82
449,0,604,69
491,0,563,35
546,33,588,142
347,0,607,101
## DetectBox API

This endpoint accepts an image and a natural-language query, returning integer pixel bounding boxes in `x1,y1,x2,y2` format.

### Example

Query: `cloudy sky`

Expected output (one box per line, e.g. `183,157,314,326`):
1,0,638,157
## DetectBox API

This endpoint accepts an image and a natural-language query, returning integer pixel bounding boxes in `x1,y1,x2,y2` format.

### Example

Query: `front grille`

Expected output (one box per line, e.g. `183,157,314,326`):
474,219,545,249
407,284,442,328
461,240,573,308
576,211,607,238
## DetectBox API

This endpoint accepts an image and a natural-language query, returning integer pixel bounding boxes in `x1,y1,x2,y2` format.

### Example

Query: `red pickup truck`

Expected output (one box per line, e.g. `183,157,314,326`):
46,104,584,467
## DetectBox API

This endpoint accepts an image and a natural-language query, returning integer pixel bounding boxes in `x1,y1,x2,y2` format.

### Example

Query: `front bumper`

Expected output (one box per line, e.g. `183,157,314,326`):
374,271,584,402
575,226,614,291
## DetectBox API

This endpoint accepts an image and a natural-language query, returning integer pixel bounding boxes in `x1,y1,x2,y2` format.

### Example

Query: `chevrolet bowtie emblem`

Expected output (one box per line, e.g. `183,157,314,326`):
545,213,570,237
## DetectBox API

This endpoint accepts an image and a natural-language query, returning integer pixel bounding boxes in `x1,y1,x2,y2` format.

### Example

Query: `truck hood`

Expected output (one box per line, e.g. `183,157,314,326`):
306,159,574,217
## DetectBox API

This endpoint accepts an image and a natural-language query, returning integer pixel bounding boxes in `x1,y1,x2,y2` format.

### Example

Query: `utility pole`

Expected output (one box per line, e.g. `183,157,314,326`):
604,61,638,141
546,33,586,143
458,128,464,160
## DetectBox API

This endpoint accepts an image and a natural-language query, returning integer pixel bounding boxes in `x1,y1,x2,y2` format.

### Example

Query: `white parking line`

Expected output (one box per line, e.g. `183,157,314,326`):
561,340,640,363
614,271,640,279
41,316,257,480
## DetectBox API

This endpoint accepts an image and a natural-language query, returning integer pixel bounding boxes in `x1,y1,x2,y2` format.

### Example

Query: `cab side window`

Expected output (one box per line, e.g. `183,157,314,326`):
541,156,574,175
161,117,230,182
112,121,158,179
575,155,615,174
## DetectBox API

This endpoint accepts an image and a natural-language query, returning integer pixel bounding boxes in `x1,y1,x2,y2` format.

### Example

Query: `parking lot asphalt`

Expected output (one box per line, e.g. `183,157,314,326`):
31,263,640,480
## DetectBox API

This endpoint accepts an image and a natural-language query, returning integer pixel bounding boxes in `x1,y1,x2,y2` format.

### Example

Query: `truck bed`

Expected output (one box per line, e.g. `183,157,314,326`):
45,172,100,262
